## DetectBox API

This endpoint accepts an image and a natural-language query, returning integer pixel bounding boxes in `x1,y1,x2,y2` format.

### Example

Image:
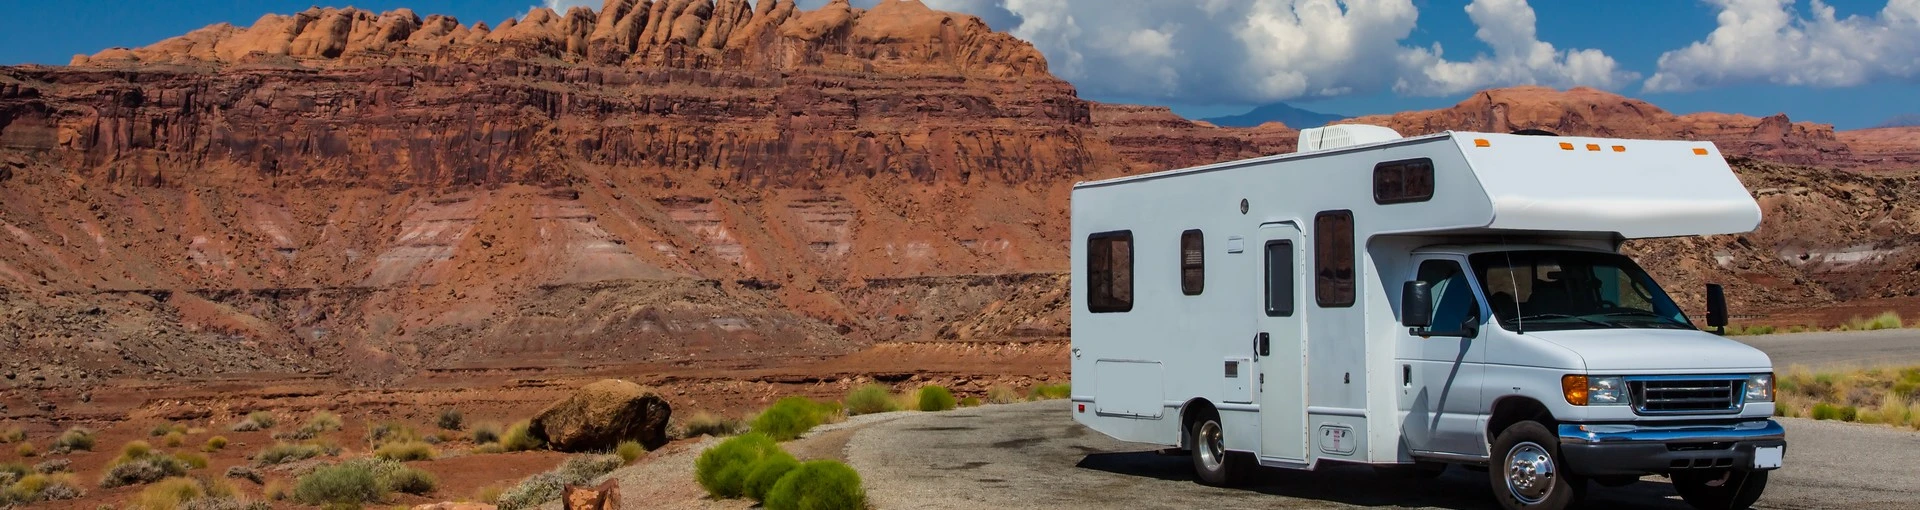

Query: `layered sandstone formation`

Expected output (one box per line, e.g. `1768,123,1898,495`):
0,1,1283,386
0,2,1911,390
1342,86,1852,166
1837,127,1920,170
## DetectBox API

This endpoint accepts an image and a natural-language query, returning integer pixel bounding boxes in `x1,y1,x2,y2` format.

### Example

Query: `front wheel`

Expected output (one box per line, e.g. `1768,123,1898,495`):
1189,417,1247,486
1489,421,1585,510
1673,469,1768,510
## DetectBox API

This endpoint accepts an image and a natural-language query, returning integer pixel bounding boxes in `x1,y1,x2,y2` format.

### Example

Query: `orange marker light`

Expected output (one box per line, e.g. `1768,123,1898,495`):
1693,148,1710,155
1586,144,1601,151
1559,142,1575,150
1563,375,1590,406
1612,145,1626,152
1474,138,1491,147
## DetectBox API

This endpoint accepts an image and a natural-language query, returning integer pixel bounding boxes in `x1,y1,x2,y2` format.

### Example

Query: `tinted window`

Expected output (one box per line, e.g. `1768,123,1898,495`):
1374,158,1435,204
1265,240,1294,317
1471,250,1693,332
1416,260,1479,332
1181,230,1204,296
1088,231,1133,313
1315,211,1355,307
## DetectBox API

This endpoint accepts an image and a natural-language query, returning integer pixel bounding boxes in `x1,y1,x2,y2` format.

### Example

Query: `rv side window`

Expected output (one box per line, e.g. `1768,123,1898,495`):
1181,230,1204,296
1264,240,1294,316
1087,231,1134,313
1374,158,1435,204
1315,210,1356,307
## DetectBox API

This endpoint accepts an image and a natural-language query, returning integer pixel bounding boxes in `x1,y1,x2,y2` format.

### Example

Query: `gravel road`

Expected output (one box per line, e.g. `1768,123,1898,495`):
846,401,1920,509
1734,329,1920,370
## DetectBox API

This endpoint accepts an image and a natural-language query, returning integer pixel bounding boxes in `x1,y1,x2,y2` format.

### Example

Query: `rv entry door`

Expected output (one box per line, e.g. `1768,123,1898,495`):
1257,223,1308,463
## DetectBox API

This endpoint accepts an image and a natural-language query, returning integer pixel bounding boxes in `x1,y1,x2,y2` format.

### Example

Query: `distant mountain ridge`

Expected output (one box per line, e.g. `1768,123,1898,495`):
1876,114,1920,128
1202,102,1344,129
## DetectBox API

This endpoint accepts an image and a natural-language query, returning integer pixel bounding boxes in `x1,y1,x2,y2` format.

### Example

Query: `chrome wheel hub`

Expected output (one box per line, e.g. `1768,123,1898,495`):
1197,421,1226,472
1506,441,1557,504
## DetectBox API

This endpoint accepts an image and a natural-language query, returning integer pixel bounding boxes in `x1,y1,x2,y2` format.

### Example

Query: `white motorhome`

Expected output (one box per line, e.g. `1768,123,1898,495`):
1069,125,1784,510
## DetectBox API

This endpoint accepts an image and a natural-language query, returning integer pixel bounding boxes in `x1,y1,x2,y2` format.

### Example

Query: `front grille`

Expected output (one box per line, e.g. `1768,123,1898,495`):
1629,378,1743,414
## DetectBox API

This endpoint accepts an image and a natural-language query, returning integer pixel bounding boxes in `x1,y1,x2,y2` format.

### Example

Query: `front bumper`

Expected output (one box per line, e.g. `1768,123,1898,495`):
1557,420,1786,477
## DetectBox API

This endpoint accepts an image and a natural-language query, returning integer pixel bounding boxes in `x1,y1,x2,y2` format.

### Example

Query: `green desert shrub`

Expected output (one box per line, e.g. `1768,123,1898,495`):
986,386,1021,404
1029,383,1072,400
916,385,957,412
100,453,189,488
959,396,982,407
172,452,209,470
0,426,24,444
5,472,84,504
695,433,782,499
764,460,865,510
470,422,502,444
495,455,621,510
149,423,187,438
14,442,35,458
292,462,385,506
253,442,326,466
742,452,800,503
113,440,158,466
679,412,745,438
229,411,276,432
752,398,829,441
1810,402,1860,421
161,431,187,448
501,421,543,452
373,441,436,462
437,409,465,431
367,459,439,496
364,421,420,447
279,411,343,441
33,458,70,474
844,384,901,416
615,440,645,464
203,436,229,452
51,427,95,452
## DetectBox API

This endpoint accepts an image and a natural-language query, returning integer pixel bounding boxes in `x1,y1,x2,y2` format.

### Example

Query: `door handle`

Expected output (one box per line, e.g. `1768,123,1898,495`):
1257,332,1271,357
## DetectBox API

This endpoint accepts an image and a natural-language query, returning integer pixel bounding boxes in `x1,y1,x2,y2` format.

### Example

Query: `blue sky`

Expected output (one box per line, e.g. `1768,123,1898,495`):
0,0,1913,130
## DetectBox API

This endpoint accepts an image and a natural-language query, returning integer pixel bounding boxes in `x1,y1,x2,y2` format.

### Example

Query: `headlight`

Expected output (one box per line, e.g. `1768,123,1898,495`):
1589,376,1627,405
1747,373,1774,402
1563,374,1628,406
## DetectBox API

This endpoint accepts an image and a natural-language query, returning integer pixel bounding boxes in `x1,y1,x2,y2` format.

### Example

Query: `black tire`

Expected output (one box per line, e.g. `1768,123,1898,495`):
1189,415,1247,487
1489,421,1585,510
1673,469,1768,510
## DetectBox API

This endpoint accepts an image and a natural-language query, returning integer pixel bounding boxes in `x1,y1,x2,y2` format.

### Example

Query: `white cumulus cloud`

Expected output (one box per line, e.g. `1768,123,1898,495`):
1644,0,1920,93
830,0,1633,104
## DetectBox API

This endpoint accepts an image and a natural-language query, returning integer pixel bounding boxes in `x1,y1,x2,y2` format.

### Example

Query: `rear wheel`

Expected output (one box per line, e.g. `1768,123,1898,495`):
1673,469,1768,510
1489,420,1585,510
1189,416,1247,486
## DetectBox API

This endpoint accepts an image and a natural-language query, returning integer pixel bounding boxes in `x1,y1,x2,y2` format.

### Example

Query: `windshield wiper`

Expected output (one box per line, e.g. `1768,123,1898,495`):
1503,313,1613,327
1590,309,1665,318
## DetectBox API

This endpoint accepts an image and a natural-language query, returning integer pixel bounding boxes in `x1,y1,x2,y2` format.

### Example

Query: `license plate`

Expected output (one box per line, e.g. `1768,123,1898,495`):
1752,446,1783,469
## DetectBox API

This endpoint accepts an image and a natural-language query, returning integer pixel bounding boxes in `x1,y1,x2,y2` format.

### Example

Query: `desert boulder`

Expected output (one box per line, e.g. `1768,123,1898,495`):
531,379,672,451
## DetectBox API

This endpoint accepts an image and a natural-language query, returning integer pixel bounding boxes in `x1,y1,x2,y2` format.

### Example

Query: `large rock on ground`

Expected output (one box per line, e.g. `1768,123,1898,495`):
531,379,672,451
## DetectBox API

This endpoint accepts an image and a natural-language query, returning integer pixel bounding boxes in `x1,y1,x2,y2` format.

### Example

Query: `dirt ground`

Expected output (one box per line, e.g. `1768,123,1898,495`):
0,341,1068,508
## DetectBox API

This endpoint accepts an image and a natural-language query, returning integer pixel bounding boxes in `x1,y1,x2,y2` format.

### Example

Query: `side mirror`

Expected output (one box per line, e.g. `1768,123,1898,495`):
1402,281,1433,329
1705,283,1729,333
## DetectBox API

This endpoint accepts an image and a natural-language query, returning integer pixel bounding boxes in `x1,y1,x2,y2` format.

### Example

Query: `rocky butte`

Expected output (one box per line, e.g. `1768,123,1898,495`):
0,0,1915,393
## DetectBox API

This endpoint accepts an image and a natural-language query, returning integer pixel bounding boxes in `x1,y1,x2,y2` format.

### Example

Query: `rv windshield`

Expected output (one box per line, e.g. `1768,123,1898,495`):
1468,250,1694,332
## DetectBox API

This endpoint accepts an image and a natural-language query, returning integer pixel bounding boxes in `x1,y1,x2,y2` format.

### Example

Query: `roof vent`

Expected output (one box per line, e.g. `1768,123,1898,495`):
1297,124,1404,153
